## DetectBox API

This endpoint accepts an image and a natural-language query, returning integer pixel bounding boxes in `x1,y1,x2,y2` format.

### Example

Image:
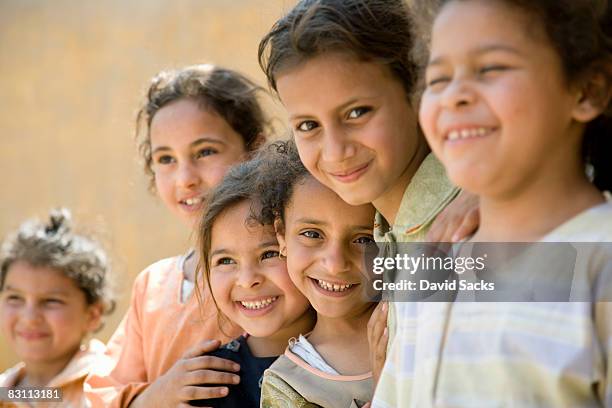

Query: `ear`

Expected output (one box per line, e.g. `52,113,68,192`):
85,302,104,333
572,72,611,123
249,133,266,152
274,217,287,254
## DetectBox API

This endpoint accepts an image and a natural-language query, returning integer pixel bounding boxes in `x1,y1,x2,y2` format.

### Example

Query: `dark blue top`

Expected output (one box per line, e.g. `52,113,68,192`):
190,335,278,407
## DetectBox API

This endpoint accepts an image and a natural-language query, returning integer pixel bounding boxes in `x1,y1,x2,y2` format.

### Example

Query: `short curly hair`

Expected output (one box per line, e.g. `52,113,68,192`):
0,208,115,315
253,139,312,226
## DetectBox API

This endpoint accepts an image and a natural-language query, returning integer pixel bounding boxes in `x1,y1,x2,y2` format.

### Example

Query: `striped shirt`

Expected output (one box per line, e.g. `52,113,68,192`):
373,202,612,407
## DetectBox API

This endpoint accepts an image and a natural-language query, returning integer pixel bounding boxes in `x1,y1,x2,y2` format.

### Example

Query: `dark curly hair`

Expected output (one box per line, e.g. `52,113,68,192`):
135,64,269,192
258,0,418,98
411,0,612,192
253,139,312,226
0,208,115,317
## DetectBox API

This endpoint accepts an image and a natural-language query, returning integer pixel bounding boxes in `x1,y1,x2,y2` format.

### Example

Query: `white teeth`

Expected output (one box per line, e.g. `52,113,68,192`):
183,197,202,206
316,279,353,292
447,127,491,141
239,296,278,310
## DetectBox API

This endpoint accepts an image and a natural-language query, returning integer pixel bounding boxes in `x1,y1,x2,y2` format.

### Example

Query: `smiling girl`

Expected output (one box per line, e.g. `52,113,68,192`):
85,65,267,407
254,140,378,408
0,209,114,408
191,158,315,407
373,0,612,406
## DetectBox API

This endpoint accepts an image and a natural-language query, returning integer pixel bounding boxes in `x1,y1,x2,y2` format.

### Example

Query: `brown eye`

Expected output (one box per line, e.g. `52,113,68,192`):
297,120,318,132
156,155,175,165
261,250,279,260
347,106,371,119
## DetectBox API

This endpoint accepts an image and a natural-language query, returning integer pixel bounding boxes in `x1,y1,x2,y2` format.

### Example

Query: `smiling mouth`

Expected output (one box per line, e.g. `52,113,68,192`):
310,277,357,293
179,196,204,208
446,127,496,142
328,161,371,183
17,331,49,340
237,296,279,310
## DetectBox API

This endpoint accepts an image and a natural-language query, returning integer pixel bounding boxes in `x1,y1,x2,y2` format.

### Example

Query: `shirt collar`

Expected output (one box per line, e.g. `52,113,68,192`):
374,153,459,241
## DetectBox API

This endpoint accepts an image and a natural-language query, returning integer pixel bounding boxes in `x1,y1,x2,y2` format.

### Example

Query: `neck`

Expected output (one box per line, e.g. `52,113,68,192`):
474,171,603,242
20,350,78,387
247,308,316,357
309,303,375,344
373,142,429,226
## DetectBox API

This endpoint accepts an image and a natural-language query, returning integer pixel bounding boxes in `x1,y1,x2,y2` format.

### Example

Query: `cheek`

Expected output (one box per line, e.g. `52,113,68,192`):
418,95,439,144
209,273,234,309
295,139,319,173
0,306,17,332
199,162,233,190
45,308,82,331
154,174,173,200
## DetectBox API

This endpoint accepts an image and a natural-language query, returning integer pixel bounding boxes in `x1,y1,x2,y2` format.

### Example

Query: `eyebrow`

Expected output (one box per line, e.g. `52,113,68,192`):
152,137,225,154
288,96,378,121
428,44,523,67
4,285,68,296
210,240,279,258
295,218,372,232
295,218,328,226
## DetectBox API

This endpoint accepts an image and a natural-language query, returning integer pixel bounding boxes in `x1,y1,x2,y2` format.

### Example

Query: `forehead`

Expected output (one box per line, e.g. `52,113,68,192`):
287,177,375,226
432,0,542,55
210,201,277,248
149,98,230,147
276,52,403,112
3,261,81,295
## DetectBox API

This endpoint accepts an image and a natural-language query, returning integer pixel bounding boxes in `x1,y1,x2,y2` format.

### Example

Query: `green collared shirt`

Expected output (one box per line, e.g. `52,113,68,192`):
373,153,459,371
374,153,459,244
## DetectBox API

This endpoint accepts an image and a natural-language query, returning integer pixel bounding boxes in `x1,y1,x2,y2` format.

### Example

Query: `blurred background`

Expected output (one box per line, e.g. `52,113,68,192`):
0,0,294,370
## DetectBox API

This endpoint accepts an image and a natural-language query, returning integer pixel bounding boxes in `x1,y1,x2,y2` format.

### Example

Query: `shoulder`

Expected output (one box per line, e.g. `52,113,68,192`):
261,369,309,408
130,255,182,296
547,202,612,241
205,336,247,364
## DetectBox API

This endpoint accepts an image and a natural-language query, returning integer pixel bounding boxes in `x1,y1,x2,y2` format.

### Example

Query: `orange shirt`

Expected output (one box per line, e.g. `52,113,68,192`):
84,254,240,408
0,339,108,408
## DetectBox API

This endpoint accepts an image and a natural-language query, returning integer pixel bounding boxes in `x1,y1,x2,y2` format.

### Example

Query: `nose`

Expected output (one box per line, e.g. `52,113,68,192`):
322,241,351,275
21,303,43,325
176,160,202,189
440,76,476,110
321,124,356,163
235,264,263,289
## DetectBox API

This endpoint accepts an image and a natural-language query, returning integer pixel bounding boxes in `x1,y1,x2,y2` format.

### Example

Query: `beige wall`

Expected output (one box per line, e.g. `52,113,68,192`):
0,0,294,370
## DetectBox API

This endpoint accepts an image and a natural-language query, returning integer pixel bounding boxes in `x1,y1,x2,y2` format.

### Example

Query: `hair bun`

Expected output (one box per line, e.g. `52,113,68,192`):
45,208,72,236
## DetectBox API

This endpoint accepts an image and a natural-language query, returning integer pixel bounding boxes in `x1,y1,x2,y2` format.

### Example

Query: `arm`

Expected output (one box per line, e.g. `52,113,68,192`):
84,271,149,408
129,340,240,408
260,371,316,408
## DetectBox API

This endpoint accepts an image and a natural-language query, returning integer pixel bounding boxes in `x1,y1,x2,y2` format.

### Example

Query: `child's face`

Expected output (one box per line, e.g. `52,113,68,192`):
419,0,585,196
0,261,101,366
209,200,311,338
150,98,246,226
277,177,375,319
275,52,423,207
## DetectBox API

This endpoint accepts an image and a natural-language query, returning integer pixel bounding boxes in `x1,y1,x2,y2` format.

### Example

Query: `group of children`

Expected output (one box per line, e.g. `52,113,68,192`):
1,0,611,406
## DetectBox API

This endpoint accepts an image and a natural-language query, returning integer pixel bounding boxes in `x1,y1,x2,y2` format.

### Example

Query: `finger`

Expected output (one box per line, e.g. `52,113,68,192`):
362,403,372,408
367,302,386,342
183,339,222,359
425,217,446,242
179,385,229,402
184,355,240,372
185,369,241,386
451,208,480,242
376,327,389,361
